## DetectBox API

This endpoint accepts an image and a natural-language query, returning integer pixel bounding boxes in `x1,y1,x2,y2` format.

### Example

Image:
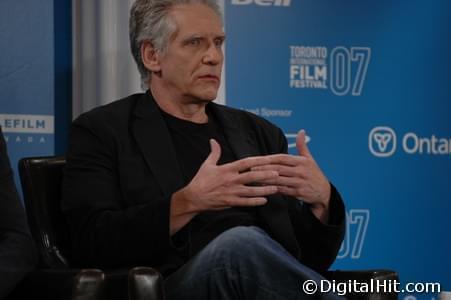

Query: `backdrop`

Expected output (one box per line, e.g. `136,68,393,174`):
225,0,451,298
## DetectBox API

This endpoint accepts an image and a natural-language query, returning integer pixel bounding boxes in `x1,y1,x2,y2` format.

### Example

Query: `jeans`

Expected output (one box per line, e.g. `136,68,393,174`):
164,226,341,299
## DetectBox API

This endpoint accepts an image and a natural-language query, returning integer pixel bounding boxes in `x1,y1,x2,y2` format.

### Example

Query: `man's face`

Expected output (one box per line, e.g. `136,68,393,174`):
155,4,225,103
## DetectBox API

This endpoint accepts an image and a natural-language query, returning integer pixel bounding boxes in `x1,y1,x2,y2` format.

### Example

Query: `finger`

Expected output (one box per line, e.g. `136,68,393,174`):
258,176,302,188
225,155,273,172
277,186,299,197
234,185,278,197
296,130,312,158
224,196,268,207
250,164,305,178
205,139,221,165
261,154,304,166
235,170,279,185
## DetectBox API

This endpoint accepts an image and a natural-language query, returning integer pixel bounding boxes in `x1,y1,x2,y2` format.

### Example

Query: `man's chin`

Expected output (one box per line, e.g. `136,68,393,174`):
194,91,219,102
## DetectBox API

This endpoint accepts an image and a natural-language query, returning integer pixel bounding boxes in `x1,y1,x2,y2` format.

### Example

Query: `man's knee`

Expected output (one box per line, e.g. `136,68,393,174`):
203,226,270,263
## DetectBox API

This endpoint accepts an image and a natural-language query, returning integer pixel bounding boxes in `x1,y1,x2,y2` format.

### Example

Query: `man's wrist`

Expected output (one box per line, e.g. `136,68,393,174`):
169,187,198,236
317,182,331,209
172,187,193,215
309,183,331,224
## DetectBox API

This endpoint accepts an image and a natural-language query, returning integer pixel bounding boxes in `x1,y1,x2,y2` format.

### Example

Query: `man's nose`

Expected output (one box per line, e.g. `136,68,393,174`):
202,43,223,65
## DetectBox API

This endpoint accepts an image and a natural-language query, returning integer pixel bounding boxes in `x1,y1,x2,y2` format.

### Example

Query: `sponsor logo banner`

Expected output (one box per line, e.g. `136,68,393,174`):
0,114,54,134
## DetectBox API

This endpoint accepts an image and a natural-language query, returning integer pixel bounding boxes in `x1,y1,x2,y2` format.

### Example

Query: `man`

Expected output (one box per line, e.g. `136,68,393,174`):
0,127,38,298
62,0,345,299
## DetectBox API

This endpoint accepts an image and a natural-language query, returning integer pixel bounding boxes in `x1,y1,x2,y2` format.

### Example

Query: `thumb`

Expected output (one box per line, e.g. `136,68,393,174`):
205,139,221,165
296,129,312,158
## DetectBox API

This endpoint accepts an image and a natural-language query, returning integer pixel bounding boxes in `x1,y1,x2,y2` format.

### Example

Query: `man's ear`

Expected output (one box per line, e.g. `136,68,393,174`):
141,41,162,73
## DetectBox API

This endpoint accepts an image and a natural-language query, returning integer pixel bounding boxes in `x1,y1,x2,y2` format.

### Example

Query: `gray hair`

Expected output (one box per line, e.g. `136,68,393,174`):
129,0,223,89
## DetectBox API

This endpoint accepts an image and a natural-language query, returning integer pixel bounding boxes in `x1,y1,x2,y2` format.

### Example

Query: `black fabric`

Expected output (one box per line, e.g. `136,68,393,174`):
0,127,38,298
61,91,345,275
160,108,258,258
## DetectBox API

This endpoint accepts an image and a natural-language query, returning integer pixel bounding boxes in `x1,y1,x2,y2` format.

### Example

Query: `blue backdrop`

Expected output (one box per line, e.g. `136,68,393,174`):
225,0,451,298
0,0,71,194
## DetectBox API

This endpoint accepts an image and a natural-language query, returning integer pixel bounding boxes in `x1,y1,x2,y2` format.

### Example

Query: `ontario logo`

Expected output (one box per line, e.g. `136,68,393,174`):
289,46,371,96
369,126,451,157
231,0,291,6
369,126,396,157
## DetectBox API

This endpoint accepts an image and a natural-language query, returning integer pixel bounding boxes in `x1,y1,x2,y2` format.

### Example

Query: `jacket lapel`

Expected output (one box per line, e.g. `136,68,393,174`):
131,92,185,197
209,103,259,159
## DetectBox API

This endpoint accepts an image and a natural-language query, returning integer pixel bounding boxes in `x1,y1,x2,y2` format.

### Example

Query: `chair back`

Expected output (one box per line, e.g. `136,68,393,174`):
19,156,70,268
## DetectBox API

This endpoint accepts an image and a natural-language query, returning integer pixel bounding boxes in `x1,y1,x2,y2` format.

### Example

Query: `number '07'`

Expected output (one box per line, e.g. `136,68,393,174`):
330,47,371,96
337,209,370,259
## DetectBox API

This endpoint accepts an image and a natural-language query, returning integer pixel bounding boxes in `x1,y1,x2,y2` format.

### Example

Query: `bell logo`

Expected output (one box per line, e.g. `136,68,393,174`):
369,126,397,157
285,133,310,149
231,0,291,7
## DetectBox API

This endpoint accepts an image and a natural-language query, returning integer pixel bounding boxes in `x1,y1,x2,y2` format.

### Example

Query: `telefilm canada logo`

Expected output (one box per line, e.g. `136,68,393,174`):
289,46,371,96
0,114,54,144
369,126,451,157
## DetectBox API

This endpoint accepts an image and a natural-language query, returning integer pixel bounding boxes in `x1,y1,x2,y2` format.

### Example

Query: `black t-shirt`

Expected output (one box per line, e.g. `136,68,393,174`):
160,107,258,258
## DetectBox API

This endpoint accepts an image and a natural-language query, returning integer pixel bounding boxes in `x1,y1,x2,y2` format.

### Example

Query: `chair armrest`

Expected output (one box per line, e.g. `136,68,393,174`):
128,267,165,300
7,268,105,300
8,266,164,300
72,269,106,300
324,269,399,300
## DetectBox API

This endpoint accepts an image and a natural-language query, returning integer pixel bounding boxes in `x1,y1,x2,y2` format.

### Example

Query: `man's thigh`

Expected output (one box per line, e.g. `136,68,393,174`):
164,226,340,300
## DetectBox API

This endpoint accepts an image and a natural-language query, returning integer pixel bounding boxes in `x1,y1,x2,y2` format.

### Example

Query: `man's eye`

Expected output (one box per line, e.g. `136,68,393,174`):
189,39,201,46
214,39,224,47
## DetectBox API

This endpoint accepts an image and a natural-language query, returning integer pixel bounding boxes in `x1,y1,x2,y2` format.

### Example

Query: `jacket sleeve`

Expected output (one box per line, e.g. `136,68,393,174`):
287,185,345,271
61,114,174,268
0,127,38,298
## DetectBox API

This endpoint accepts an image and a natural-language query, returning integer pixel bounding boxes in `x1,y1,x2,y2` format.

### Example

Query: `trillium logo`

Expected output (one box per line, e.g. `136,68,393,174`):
369,127,396,157
369,126,451,157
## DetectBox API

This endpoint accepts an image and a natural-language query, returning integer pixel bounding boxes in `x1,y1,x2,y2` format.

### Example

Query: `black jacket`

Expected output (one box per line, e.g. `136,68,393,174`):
62,92,345,274
0,127,37,298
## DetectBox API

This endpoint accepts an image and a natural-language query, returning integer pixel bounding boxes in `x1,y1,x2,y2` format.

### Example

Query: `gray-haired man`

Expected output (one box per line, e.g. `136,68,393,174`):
62,1,345,299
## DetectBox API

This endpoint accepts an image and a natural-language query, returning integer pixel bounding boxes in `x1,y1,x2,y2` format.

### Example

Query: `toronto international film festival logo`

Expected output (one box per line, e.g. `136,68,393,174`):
289,46,371,96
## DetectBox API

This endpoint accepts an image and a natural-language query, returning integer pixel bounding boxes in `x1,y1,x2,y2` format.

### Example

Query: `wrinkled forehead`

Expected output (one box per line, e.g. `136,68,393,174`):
168,3,224,38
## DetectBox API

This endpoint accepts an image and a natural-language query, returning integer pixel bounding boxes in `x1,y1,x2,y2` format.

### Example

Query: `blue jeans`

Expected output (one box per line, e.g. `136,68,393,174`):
164,226,341,299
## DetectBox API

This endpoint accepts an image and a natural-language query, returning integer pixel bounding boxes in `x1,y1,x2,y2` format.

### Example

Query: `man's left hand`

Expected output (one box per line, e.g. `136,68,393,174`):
252,130,331,222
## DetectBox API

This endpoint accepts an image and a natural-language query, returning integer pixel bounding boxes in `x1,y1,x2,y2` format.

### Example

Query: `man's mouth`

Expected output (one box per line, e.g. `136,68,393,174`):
198,75,219,82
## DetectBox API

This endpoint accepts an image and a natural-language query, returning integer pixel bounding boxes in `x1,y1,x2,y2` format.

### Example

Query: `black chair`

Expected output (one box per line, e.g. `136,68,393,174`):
7,266,106,300
129,267,165,300
17,156,397,300
15,156,164,300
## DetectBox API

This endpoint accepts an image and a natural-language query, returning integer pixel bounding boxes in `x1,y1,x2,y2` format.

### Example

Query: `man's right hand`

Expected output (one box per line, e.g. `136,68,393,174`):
170,139,278,235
